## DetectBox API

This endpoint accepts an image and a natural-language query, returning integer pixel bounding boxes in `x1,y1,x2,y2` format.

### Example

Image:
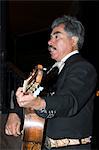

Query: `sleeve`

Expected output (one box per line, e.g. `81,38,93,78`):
9,91,24,121
35,61,97,119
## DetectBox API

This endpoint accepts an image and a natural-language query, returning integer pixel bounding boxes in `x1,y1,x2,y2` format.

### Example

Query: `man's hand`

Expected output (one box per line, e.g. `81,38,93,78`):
16,87,46,110
5,113,21,137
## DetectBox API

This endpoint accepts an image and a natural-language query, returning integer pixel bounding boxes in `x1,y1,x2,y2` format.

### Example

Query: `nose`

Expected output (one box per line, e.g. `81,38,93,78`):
48,38,53,46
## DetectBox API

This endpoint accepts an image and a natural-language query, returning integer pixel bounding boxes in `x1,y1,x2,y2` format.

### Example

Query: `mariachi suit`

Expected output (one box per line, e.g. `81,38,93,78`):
11,53,97,150
39,53,97,150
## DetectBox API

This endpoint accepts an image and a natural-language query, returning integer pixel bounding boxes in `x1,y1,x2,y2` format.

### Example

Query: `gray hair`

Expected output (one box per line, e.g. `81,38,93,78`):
51,15,85,50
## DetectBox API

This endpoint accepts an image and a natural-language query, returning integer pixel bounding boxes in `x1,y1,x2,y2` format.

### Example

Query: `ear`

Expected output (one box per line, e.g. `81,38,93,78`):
71,36,79,46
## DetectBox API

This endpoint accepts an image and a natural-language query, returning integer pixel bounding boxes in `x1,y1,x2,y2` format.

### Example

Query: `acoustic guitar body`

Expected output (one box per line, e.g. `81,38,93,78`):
22,109,45,150
21,65,45,150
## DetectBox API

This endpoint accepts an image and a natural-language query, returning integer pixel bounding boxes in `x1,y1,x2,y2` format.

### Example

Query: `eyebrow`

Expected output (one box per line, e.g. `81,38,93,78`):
51,31,62,37
53,31,62,35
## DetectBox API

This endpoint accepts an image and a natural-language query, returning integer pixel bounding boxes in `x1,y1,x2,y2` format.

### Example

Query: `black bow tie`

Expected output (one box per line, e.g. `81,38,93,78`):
47,66,59,76
41,66,59,87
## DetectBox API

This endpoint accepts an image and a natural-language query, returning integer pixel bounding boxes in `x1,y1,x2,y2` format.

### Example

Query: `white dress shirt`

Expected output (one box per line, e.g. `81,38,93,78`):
51,50,79,74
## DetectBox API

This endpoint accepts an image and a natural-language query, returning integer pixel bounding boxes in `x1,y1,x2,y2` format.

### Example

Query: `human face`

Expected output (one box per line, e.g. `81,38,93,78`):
48,24,76,61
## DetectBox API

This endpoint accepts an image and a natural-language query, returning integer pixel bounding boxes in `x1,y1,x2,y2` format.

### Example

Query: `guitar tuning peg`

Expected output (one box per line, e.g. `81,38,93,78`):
43,68,47,71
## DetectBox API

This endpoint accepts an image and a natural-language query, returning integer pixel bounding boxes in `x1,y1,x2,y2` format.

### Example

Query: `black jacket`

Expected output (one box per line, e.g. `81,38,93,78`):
42,53,97,139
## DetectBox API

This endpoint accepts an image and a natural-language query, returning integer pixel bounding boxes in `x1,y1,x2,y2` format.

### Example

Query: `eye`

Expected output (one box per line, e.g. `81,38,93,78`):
55,35,59,39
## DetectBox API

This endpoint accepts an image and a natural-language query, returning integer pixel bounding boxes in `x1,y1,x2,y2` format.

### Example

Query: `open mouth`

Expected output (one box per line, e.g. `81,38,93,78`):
48,45,56,52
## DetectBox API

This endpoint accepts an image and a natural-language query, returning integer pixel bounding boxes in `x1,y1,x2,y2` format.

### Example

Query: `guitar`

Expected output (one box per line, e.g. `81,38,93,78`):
21,64,45,150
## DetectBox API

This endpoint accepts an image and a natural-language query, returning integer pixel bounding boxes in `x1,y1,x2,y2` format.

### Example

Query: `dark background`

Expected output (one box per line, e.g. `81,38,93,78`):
5,1,99,73
0,0,99,149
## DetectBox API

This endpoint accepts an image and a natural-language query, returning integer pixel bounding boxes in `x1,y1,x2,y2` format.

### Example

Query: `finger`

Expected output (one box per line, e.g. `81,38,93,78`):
18,102,27,108
16,94,25,106
16,92,24,100
16,87,23,97
5,127,13,135
5,128,11,135
6,124,19,136
11,124,19,136
16,123,21,135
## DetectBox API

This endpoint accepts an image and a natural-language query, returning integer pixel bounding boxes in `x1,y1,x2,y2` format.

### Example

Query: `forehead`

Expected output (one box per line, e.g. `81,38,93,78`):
51,24,65,36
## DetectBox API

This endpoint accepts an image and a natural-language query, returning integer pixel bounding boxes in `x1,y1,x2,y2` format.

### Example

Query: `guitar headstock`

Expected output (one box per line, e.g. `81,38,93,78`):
23,64,44,96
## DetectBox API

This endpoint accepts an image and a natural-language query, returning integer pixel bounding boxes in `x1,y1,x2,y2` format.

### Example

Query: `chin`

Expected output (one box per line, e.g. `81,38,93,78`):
51,56,56,60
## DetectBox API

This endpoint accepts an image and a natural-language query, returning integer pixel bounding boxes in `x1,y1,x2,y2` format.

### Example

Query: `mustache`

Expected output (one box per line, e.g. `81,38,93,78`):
48,45,56,51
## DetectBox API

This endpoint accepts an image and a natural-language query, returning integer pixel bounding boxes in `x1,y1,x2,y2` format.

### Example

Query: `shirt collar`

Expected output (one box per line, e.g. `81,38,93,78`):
51,50,79,70
61,50,79,63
